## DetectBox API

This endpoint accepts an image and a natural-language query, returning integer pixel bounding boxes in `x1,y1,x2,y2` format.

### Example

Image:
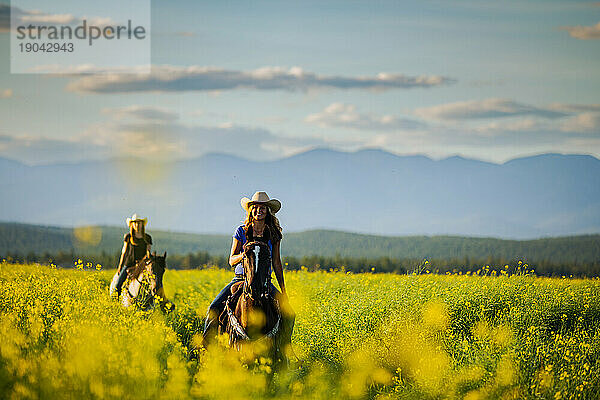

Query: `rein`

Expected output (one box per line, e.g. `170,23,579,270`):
222,240,281,345
135,275,153,302
243,240,271,296
126,256,161,308
226,240,279,343
225,296,281,343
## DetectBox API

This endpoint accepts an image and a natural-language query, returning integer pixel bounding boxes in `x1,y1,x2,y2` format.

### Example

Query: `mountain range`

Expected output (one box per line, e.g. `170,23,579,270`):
1,149,599,239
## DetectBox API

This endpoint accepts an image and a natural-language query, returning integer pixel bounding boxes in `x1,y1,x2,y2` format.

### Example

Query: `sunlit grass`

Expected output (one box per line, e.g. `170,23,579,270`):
0,261,599,399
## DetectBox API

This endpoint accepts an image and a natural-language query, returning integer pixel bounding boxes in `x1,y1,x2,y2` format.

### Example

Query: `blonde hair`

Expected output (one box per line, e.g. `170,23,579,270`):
244,204,282,242
128,221,147,244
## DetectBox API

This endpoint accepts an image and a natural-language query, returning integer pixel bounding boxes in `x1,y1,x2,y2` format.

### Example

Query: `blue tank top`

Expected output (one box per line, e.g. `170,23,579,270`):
233,225,273,275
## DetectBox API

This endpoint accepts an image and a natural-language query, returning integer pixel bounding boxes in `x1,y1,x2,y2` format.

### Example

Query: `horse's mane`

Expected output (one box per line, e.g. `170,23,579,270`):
222,241,280,343
243,241,272,297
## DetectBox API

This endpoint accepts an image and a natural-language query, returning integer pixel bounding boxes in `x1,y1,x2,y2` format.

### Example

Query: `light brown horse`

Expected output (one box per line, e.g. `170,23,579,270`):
120,252,173,311
219,241,281,351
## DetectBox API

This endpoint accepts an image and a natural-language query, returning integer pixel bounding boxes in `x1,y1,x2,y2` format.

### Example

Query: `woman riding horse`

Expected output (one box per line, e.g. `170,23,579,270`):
203,192,295,353
114,213,153,297
121,251,169,310
112,213,172,309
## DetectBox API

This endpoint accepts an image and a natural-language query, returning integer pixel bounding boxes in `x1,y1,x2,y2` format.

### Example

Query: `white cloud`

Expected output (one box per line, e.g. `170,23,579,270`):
305,103,424,131
101,105,179,122
82,120,328,162
459,103,600,136
20,13,76,24
3,95,599,166
84,16,118,27
357,123,599,163
30,64,150,74
64,65,455,94
414,98,567,120
0,118,328,165
300,99,600,161
321,99,600,162
548,103,600,113
560,112,600,133
469,118,552,135
1,5,119,33
560,22,600,40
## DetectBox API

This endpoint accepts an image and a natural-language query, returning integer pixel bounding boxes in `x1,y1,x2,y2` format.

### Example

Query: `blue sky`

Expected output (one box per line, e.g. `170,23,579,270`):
0,0,599,164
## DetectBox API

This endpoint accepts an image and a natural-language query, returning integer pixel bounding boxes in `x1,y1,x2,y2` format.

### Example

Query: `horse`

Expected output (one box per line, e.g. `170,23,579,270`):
110,251,174,312
218,241,282,355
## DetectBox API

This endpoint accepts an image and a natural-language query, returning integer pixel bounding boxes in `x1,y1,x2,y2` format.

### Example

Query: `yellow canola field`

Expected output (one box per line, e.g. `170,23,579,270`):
0,262,599,399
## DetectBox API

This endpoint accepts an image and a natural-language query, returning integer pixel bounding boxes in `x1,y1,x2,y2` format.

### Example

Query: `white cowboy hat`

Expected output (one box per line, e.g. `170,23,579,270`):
241,191,281,214
126,213,148,226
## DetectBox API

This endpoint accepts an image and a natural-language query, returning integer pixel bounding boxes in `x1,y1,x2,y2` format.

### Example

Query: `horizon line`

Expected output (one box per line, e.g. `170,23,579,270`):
1,146,599,168
1,220,599,242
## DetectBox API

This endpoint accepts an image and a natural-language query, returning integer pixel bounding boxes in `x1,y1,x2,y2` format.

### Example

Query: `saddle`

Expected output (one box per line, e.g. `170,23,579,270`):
218,279,281,343
230,281,244,295
217,282,244,329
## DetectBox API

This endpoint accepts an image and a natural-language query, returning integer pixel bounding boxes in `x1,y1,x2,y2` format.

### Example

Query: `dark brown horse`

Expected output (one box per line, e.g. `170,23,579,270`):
219,241,281,351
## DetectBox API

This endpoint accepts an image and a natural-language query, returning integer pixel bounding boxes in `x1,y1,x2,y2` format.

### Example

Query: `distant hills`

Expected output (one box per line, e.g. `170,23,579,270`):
2,222,599,265
1,148,600,239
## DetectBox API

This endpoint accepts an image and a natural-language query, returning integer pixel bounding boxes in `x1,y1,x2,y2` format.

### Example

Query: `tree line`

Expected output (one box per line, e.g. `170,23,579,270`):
3,223,600,264
3,249,599,277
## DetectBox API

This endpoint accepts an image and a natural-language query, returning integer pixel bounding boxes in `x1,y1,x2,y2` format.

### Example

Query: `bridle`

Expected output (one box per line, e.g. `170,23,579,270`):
128,256,162,307
243,241,272,300
225,240,281,343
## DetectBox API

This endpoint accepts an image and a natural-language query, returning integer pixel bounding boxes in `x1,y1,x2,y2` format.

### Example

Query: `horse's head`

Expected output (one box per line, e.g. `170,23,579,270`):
123,251,168,311
145,251,166,295
242,241,271,298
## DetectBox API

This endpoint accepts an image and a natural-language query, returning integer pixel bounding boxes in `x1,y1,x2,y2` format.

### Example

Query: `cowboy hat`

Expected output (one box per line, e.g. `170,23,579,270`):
241,191,281,214
126,213,147,226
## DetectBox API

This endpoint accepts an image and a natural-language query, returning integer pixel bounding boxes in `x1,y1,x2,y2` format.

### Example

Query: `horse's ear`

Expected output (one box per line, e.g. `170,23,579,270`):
163,251,167,258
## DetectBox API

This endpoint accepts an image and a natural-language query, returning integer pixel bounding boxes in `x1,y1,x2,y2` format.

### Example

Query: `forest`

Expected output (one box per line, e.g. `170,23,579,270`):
2,222,599,276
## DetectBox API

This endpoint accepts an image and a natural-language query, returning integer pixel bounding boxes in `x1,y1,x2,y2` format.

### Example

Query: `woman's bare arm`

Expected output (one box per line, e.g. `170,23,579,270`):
229,238,244,267
117,241,128,272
